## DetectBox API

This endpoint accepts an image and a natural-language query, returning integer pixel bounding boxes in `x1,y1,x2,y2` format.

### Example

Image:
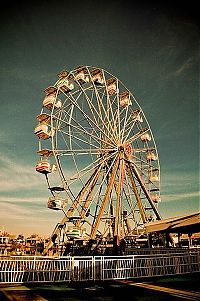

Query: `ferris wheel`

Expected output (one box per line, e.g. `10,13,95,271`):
34,66,162,255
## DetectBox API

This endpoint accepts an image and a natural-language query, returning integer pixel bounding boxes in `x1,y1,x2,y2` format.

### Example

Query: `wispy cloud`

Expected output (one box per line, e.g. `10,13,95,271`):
174,57,194,77
162,191,200,203
0,196,58,222
161,170,198,187
0,153,45,192
0,196,45,205
0,153,71,235
0,196,61,236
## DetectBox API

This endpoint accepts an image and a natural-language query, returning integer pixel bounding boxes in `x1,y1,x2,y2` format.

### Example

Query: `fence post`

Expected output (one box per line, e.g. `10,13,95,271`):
101,256,104,281
92,256,95,281
188,250,192,273
132,255,135,278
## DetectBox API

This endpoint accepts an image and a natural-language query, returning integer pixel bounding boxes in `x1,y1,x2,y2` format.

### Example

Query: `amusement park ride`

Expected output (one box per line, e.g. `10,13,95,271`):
34,66,164,256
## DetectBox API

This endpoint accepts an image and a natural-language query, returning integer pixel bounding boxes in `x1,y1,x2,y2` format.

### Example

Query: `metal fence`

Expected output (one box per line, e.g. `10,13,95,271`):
0,250,199,283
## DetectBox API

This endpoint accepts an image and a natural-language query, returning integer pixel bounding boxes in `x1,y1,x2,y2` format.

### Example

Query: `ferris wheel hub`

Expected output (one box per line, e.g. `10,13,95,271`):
117,142,133,157
124,142,133,157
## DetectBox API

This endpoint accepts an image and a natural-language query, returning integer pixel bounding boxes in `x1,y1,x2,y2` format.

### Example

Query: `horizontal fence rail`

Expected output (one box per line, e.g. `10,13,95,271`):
0,250,199,283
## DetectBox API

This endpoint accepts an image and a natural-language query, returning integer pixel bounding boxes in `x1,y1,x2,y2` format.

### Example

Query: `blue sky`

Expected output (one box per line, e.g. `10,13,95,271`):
0,1,199,237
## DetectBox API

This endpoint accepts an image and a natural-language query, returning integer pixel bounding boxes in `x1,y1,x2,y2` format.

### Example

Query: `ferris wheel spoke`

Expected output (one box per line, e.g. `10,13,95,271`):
107,94,119,136
107,99,118,140
96,91,118,141
68,103,82,184
133,155,153,168
114,81,121,141
102,73,118,135
55,148,116,155
63,90,115,146
85,68,118,141
56,90,83,122
99,90,119,141
61,91,106,142
87,68,118,139
68,150,118,185
122,118,138,143
123,111,143,142
126,127,150,145
55,114,114,149
75,80,116,142
134,147,156,153
57,128,101,151
120,105,130,142
122,104,141,131
54,100,111,148
59,130,70,150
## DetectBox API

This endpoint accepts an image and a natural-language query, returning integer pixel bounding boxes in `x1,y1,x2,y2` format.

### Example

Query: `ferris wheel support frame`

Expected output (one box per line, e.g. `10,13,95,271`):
126,162,147,224
90,155,120,240
128,160,162,221
43,163,103,254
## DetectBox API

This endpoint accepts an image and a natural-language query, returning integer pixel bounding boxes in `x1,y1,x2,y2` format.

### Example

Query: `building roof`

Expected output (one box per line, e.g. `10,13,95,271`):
145,212,200,234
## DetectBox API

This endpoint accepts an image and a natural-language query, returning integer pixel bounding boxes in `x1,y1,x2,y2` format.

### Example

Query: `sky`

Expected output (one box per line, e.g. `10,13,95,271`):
0,0,199,237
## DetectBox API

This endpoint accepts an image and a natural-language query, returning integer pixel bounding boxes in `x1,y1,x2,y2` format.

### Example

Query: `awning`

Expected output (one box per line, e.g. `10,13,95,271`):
145,212,200,234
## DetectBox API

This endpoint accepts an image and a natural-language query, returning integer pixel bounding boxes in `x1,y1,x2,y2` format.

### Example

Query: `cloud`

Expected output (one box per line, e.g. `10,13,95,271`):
0,153,46,192
174,57,194,77
0,196,59,222
161,169,198,193
161,170,198,187
0,195,63,236
0,196,45,205
0,200,32,220
161,191,200,203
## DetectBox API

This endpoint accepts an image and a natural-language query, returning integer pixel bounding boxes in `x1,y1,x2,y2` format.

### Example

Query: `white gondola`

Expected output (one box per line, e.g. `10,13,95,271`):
34,122,54,139
91,69,104,85
151,194,161,202
47,197,65,210
150,175,159,182
43,94,62,110
106,78,117,95
37,149,54,157
35,159,52,174
141,133,151,142
57,70,69,78
36,113,50,123
66,227,81,238
74,67,89,83
147,151,157,161
132,109,143,122
57,78,74,93
57,70,74,93
150,169,159,182
119,92,131,107
146,214,153,222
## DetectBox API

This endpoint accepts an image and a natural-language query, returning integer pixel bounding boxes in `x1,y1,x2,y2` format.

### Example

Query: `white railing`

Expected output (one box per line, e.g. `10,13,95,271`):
0,250,199,283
